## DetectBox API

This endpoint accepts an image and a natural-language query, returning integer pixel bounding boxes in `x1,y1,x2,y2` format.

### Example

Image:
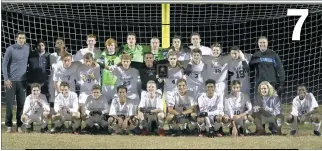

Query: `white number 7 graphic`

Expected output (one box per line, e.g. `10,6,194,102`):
287,9,308,41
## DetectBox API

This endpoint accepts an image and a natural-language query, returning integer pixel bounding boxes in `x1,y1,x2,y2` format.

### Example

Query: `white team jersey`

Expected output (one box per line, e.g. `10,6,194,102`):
189,45,212,56
76,63,101,94
186,61,205,86
109,98,136,116
228,54,252,94
54,92,79,113
224,92,252,118
84,95,109,115
168,90,197,113
203,55,231,83
23,94,50,116
198,92,224,116
49,53,62,86
110,66,139,94
291,93,319,116
260,95,281,116
72,47,101,62
164,67,184,91
138,93,163,111
53,61,81,91
178,52,191,61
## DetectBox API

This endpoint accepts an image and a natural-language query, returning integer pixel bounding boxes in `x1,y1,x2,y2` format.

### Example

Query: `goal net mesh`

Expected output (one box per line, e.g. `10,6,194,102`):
1,4,321,112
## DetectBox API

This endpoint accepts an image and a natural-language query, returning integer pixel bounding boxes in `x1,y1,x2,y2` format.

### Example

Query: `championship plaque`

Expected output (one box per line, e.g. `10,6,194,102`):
157,64,168,78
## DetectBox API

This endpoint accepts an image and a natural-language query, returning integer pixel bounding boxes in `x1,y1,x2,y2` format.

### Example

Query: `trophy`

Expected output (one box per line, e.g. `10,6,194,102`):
157,64,168,78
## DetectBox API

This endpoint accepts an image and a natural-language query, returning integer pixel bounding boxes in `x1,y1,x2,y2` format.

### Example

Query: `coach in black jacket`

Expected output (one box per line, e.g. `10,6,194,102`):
27,39,51,100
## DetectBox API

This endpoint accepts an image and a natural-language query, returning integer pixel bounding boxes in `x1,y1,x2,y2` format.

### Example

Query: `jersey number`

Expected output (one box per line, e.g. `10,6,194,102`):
234,110,240,115
215,69,221,73
108,60,114,66
194,74,199,78
123,81,131,86
236,70,245,78
301,110,307,115
172,80,175,84
87,78,92,83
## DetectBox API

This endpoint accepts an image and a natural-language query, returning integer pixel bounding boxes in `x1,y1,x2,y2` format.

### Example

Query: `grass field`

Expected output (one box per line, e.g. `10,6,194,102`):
1,104,322,149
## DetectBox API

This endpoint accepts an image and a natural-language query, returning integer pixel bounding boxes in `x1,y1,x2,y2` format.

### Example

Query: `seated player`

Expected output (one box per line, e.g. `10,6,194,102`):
83,84,109,134
51,82,81,134
286,85,321,136
252,81,284,135
222,80,253,137
138,80,165,136
108,85,139,135
197,79,224,137
73,34,102,62
166,79,198,136
21,83,50,133
76,53,101,120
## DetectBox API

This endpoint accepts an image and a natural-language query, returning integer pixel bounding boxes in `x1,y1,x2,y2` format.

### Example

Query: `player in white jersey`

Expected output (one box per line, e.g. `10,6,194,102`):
163,51,185,105
203,42,231,97
168,35,191,62
189,32,212,56
286,85,321,136
73,34,101,62
185,48,206,99
76,53,101,119
252,81,284,135
53,53,81,93
197,79,225,137
108,85,139,135
105,54,140,105
228,46,252,95
21,83,50,133
51,82,81,134
166,79,198,136
222,80,253,137
83,85,109,134
138,80,165,136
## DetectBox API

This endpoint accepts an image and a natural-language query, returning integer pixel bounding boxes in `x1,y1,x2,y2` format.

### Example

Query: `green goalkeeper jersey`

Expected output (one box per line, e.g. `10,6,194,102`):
100,50,121,86
142,47,168,61
122,44,144,62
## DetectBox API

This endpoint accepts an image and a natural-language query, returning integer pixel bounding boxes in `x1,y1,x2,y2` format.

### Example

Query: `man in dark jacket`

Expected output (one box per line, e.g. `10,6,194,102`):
27,39,51,100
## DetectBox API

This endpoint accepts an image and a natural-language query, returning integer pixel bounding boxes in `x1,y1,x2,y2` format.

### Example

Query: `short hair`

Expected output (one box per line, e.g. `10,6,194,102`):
143,51,153,57
258,81,277,96
55,37,64,42
150,37,159,42
117,85,127,93
230,46,240,51
147,80,156,86
92,84,102,91
62,53,72,59
258,36,268,41
60,81,70,88
231,80,241,86
191,48,202,55
30,83,41,90
297,84,307,92
105,38,118,48
127,32,136,38
15,31,25,38
167,50,178,58
205,79,216,86
36,39,45,46
87,34,96,40
190,32,200,39
176,79,187,85
172,35,181,40
211,42,222,51
84,52,94,60
120,53,132,60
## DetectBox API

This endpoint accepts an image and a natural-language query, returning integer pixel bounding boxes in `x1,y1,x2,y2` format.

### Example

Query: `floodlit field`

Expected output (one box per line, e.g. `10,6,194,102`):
1,105,322,149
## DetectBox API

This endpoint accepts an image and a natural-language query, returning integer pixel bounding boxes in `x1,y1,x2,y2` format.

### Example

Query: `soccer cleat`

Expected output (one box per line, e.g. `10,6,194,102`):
158,128,165,136
6,127,13,133
50,125,63,134
269,123,277,135
313,130,321,136
140,128,149,136
207,127,215,138
81,126,91,134
74,127,81,135
290,130,296,136
40,126,49,133
17,127,23,133
218,127,224,136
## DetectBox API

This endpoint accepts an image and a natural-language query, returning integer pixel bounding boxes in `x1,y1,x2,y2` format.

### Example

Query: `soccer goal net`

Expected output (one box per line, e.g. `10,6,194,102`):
1,4,321,111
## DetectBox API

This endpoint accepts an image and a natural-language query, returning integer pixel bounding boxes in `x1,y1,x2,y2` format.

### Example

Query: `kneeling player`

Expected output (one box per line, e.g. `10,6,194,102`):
83,84,109,134
286,85,321,136
222,80,253,136
138,80,165,136
108,85,139,135
166,79,198,136
197,79,224,137
21,83,50,133
51,82,81,134
252,81,284,135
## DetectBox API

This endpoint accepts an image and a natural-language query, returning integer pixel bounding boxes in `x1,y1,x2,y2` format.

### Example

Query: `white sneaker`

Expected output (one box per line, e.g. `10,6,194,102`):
6,127,13,133
17,127,23,133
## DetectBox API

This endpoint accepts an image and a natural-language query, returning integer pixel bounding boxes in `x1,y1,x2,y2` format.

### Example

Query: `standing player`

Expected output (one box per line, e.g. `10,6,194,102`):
169,35,191,62
51,82,81,134
197,79,224,137
138,80,165,136
222,80,253,136
166,79,198,136
83,84,109,134
189,32,212,56
143,37,167,61
120,33,143,62
286,85,321,136
228,46,251,94
76,53,101,119
21,83,50,133
73,34,101,62
252,81,284,135
108,85,139,135
53,53,81,93
98,38,121,104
